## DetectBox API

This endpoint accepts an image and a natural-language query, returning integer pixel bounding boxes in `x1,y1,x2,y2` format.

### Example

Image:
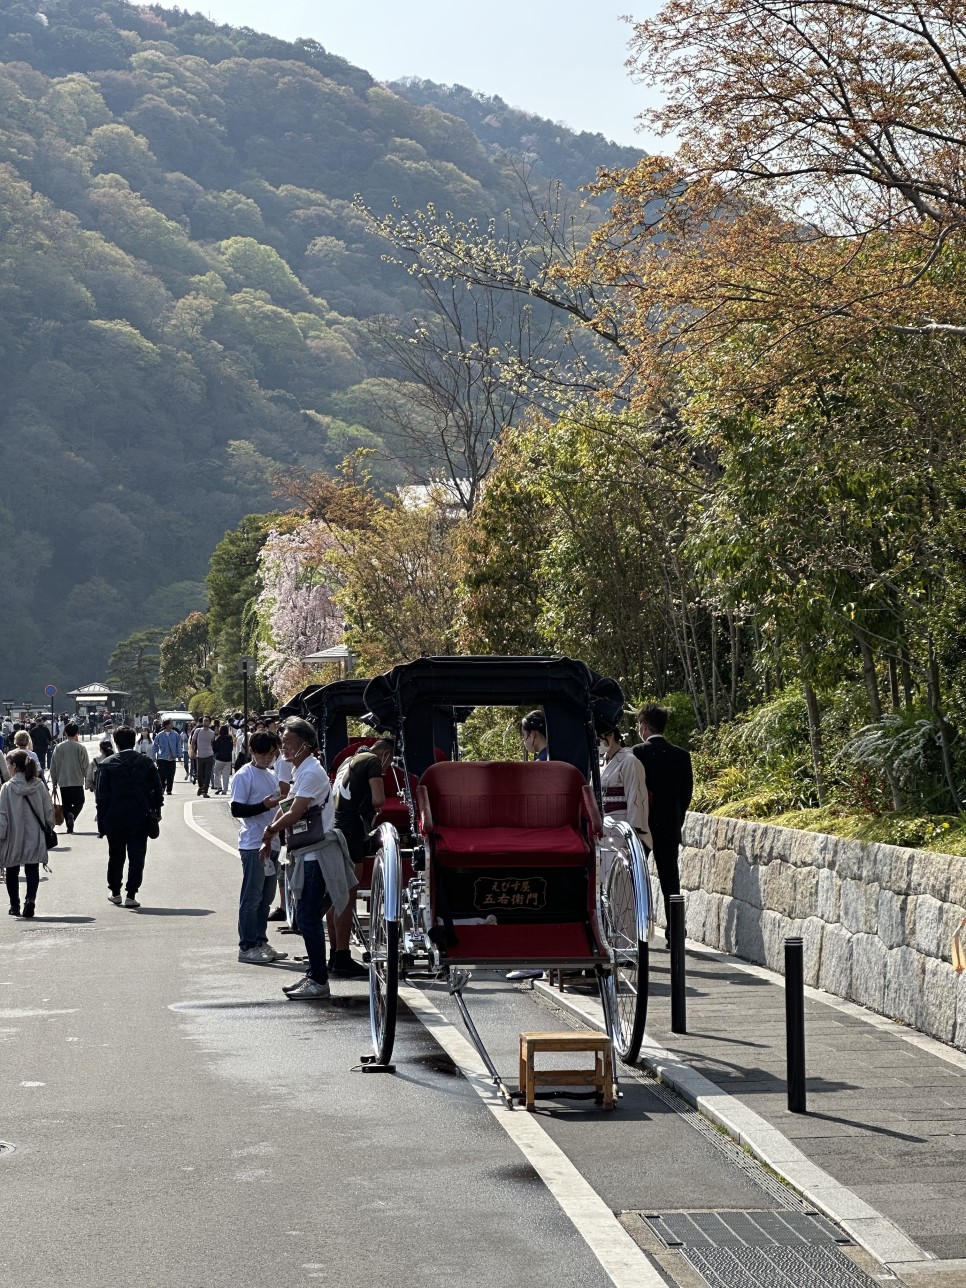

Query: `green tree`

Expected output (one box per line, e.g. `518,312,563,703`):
107,628,168,713
159,611,211,703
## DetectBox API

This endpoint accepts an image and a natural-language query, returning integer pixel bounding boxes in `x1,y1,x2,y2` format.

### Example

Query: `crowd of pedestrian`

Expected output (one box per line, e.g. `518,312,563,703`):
0,699,695,1013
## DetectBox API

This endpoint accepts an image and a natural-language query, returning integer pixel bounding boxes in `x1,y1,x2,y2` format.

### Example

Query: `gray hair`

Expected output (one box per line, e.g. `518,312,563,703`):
282,716,318,749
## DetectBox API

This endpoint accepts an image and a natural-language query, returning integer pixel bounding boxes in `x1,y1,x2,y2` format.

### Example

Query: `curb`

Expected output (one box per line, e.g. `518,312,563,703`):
534,979,932,1273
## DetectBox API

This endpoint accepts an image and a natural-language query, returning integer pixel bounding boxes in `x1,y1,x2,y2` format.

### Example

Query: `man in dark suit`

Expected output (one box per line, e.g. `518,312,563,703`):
632,704,693,932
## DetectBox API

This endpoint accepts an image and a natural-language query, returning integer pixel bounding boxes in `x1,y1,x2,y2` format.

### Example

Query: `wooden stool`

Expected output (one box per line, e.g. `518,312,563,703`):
519,1030,615,1111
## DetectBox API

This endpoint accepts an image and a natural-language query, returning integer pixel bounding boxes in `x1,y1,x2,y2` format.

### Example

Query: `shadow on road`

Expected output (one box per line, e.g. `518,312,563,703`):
22,915,96,924
135,907,215,916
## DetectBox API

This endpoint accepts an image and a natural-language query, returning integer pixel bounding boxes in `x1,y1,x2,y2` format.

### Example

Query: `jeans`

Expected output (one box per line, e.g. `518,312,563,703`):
238,848,278,951
156,759,176,794
297,860,330,984
213,761,231,793
196,757,214,794
107,828,148,897
5,865,39,910
183,750,192,780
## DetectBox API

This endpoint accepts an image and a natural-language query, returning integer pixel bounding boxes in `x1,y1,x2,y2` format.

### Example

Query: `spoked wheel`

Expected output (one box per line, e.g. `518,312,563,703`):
368,855,399,1065
282,864,298,931
600,850,649,1064
352,904,370,955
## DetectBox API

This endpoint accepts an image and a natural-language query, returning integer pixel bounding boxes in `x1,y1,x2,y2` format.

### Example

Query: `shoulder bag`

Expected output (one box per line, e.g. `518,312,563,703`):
286,803,326,852
26,795,58,851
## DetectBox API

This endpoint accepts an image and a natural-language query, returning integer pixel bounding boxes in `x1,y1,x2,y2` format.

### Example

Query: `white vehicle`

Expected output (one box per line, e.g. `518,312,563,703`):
158,710,194,732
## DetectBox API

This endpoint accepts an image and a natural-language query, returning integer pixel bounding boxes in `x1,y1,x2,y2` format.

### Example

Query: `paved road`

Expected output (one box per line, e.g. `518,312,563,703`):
0,772,855,1287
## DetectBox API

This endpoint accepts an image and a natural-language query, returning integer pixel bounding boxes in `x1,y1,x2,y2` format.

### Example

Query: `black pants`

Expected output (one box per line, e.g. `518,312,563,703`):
60,785,85,828
156,760,176,794
5,865,39,910
649,835,682,926
196,757,214,795
107,829,148,897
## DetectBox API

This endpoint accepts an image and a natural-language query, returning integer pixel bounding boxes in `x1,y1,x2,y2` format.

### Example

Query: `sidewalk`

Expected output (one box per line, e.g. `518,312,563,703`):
538,939,966,1285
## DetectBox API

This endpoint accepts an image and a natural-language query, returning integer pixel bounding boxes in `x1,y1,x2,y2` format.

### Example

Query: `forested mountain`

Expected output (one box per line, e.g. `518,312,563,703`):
0,0,639,700
390,78,643,192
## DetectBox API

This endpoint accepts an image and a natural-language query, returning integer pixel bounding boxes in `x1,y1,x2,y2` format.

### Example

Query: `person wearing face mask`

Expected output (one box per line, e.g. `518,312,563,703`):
598,724,651,848
259,718,336,1000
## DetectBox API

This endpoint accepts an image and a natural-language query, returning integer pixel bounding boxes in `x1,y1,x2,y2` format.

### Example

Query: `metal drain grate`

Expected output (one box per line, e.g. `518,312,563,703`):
647,1209,846,1248
643,1211,885,1288
685,1245,881,1288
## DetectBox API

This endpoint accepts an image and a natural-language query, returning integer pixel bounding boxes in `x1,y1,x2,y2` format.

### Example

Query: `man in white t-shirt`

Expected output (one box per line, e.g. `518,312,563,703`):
231,732,289,966
260,718,335,1000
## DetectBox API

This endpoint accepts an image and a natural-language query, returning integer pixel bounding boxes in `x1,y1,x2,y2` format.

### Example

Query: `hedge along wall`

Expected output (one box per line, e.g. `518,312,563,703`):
673,813,966,1051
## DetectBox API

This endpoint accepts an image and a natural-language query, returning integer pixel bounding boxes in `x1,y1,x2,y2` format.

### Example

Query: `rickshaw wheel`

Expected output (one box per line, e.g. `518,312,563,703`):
282,865,298,931
369,855,398,1064
601,853,648,1063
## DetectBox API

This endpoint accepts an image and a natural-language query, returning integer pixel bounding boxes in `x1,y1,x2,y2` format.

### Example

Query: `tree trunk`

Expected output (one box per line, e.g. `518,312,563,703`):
926,637,962,812
854,629,903,810
888,654,901,712
728,612,740,718
801,666,825,806
900,648,915,707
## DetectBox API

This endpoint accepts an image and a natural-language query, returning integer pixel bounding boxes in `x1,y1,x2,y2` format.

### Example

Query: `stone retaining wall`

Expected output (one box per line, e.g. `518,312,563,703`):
674,813,966,1050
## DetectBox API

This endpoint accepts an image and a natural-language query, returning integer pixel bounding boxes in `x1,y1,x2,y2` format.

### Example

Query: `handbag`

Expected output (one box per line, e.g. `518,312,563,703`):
51,786,64,827
27,796,58,850
146,812,160,840
286,803,326,852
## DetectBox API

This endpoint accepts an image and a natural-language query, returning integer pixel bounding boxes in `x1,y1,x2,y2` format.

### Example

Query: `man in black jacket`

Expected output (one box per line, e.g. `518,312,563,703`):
96,726,163,909
632,704,693,930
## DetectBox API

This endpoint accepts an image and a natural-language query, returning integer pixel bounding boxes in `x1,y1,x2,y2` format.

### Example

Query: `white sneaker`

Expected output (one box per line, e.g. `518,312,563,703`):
285,977,330,1000
506,969,545,981
259,945,288,962
238,947,269,964
124,897,141,909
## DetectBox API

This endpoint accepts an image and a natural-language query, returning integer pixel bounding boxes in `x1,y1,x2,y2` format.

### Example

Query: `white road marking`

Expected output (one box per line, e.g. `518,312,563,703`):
187,812,665,1286
400,984,667,1288
0,1009,77,1019
536,981,931,1269
183,802,238,857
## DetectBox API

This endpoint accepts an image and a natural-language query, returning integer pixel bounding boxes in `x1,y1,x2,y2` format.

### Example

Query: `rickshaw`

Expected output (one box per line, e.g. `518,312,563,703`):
361,655,653,1105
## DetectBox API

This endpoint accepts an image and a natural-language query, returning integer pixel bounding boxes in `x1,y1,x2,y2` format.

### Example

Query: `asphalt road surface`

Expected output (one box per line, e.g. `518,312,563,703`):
0,769,791,1288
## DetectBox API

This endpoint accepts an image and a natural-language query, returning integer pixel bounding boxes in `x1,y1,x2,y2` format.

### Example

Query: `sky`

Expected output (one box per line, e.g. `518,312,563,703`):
174,1,664,149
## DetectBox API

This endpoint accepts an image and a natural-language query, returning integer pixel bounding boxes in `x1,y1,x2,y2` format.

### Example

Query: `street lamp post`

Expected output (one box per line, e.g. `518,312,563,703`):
238,657,256,754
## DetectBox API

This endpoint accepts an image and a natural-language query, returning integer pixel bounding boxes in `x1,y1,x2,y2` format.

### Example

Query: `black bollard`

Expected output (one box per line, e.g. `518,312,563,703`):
784,937,807,1113
669,894,687,1034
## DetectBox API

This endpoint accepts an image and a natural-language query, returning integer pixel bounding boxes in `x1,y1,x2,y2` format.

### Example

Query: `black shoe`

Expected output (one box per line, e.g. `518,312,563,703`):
8,905,20,917
329,957,368,979
22,902,34,919
267,907,286,921
65,815,74,833
278,925,302,935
